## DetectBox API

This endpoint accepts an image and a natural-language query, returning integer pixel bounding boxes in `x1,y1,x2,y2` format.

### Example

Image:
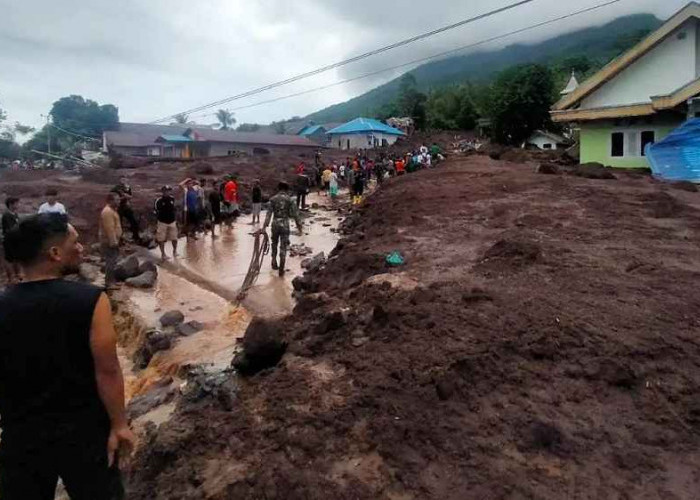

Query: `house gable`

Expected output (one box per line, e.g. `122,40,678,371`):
553,2,700,113
581,19,699,109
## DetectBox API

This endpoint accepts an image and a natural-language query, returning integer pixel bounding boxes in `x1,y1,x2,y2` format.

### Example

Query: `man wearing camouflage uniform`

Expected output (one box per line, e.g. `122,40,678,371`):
263,182,303,277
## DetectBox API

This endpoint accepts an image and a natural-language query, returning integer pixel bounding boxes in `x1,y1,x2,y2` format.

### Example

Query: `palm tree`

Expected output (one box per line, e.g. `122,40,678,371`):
172,113,190,125
216,109,236,130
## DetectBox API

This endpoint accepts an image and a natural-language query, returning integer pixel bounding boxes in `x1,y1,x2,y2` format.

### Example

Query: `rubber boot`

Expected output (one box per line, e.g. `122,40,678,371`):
279,257,286,277
271,256,279,270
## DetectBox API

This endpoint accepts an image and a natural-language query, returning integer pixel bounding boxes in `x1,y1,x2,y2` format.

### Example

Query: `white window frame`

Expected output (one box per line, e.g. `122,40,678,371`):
610,128,656,158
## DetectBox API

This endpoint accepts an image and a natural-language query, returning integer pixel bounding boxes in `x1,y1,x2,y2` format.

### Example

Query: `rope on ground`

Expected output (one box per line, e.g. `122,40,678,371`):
236,231,270,301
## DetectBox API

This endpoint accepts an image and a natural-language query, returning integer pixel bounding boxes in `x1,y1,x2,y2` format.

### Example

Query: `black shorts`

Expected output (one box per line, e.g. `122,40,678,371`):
0,426,123,500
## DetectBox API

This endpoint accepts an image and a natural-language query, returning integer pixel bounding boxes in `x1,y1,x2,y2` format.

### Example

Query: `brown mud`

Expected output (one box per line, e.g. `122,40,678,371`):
126,155,700,499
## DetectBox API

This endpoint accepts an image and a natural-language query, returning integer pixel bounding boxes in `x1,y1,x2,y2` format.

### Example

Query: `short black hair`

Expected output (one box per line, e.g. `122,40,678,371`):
278,181,289,191
45,188,58,197
4,214,69,265
5,197,19,209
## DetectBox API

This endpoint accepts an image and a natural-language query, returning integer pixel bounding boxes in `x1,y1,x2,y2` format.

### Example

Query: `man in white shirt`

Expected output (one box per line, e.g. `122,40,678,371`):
38,189,67,215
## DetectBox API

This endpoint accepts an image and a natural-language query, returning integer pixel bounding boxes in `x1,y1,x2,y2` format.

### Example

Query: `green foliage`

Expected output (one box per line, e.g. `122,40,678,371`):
272,121,287,134
0,139,21,160
50,95,118,139
216,109,236,130
426,85,477,130
304,14,661,124
487,64,555,145
23,126,60,155
236,123,261,132
398,75,427,129
0,100,34,159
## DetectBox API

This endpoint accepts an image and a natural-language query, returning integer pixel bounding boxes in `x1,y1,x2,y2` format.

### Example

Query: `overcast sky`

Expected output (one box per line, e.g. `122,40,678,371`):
0,0,689,132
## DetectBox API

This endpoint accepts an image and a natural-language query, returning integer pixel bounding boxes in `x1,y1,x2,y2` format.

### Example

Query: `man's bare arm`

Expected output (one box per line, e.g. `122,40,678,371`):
90,293,135,465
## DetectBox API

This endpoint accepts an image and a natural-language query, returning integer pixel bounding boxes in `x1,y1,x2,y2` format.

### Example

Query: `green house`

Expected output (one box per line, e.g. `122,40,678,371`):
551,2,700,168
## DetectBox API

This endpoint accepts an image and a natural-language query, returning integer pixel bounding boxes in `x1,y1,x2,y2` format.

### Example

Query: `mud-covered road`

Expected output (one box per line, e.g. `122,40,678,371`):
127,155,699,498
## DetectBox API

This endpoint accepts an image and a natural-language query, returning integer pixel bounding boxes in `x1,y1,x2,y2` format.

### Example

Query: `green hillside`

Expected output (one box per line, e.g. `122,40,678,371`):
305,14,661,123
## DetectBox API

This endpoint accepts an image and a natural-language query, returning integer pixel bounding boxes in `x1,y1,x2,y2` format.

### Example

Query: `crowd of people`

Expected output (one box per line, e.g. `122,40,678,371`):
292,143,445,207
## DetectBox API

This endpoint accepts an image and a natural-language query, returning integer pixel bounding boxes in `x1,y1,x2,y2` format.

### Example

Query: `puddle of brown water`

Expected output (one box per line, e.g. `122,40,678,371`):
154,196,341,317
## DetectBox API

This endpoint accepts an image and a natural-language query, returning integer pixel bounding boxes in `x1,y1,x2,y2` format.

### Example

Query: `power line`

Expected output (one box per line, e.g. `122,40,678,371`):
189,0,624,122
48,122,102,142
150,0,535,123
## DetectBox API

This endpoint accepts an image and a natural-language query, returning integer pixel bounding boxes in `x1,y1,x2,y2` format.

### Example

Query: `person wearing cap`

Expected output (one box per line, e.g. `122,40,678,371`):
262,181,303,277
154,186,178,260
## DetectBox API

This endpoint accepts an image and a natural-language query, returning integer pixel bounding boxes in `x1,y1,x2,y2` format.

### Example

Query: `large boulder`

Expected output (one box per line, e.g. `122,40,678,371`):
573,163,617,180
114,255,140,281
126,271,157,289
231,318,287,376
159,310,185,327
138,260,158,276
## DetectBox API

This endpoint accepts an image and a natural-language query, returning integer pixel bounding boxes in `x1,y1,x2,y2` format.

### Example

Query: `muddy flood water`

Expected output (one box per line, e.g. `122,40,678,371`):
115,194,342,424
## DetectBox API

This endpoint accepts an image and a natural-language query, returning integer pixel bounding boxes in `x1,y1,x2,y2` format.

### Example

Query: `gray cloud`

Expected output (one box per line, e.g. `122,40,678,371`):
0,0,690,131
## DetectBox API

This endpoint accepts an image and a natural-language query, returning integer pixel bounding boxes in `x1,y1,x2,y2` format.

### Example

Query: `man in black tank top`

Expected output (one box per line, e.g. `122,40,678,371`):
0,214,135,500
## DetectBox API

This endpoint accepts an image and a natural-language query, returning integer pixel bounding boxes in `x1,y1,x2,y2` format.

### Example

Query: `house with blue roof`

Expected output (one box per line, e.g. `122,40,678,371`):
298,124,330,145
327,118,406,150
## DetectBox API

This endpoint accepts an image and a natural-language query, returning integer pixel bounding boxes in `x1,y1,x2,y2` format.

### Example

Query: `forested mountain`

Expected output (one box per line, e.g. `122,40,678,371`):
304,14,661,123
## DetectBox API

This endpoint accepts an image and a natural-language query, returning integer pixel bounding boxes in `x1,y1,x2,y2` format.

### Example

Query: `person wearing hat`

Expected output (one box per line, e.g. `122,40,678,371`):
262,181,303,277
154,185,178,260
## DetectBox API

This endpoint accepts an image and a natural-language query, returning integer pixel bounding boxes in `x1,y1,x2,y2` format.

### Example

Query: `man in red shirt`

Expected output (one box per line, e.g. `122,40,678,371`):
223,176,239,225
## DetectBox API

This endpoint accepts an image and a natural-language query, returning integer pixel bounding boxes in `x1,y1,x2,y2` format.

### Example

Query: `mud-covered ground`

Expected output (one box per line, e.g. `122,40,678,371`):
128,155,698,499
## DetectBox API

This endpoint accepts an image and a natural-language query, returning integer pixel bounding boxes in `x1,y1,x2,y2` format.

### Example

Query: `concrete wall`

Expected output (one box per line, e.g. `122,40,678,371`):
580,118,681,168
205,142,316,157
111,146,148,156
329,133,400,150
582,20,699,109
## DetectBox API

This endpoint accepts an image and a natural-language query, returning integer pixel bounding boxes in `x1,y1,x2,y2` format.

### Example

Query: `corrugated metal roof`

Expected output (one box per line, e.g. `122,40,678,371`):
327,118,406,136
186,128,319,147
104,131,160,148
299,125,325,136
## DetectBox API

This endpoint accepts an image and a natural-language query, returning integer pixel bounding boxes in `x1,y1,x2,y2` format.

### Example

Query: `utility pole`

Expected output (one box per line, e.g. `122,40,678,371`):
41,114,51,154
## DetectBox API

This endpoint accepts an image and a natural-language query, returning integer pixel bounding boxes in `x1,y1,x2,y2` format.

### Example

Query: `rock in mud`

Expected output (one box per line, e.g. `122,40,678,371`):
126,271,157,289
133,329,174,369
482,239,541,265
146,329,172,353
182,367,238,410
301,252,326,272
138,260,158,276
114,255,140,281
177,320,204,337
160,310,185,327
372,305,389,325
573,163,617,180
292,274,313,292
314,311,346,335
128,382,177,420
231,318,287,376
351,336,369,348
536,163,560,175
435,375,457,401
526,421,565,453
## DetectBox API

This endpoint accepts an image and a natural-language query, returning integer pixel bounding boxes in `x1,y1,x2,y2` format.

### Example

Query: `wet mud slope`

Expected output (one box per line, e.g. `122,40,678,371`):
128,156,700,499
